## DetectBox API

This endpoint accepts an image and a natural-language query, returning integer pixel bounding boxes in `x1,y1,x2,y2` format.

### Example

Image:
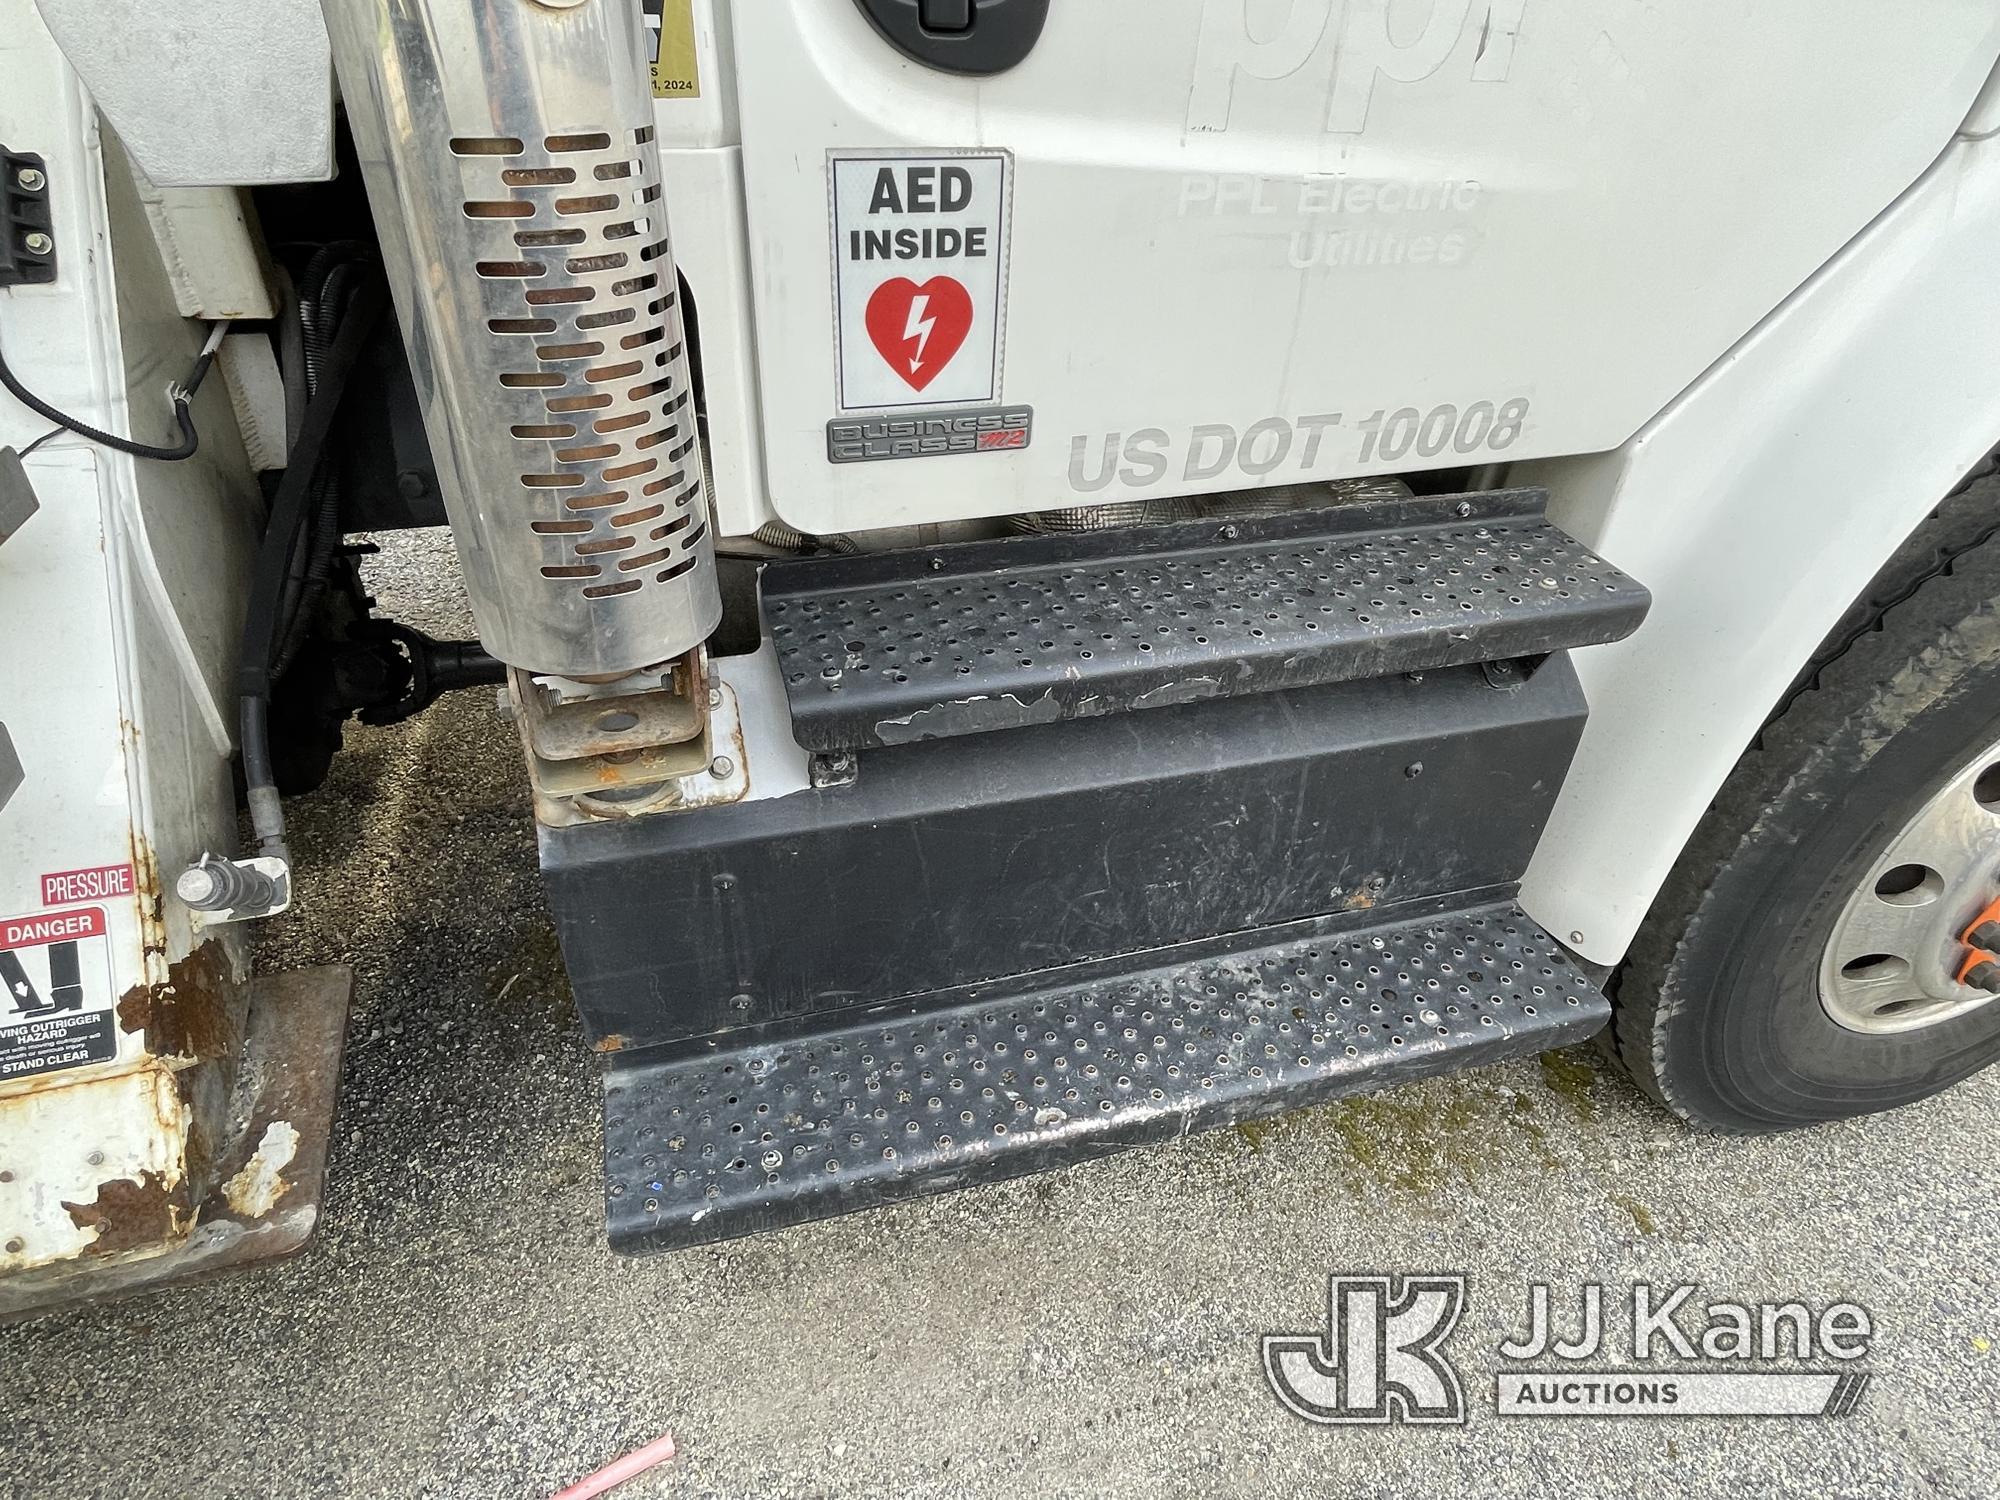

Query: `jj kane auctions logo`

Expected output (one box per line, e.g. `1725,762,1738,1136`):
1264,1276,1874,1424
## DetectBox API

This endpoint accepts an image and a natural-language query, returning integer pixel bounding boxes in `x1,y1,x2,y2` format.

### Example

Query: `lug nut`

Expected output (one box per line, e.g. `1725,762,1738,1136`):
1965,960,2000,994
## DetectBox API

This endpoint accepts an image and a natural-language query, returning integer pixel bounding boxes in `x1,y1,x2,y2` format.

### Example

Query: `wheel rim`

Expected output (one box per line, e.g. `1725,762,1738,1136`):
1820,735,2000,1035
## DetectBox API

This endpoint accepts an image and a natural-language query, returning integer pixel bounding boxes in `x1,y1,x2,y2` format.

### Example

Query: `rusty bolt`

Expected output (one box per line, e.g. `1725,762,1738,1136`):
3,1238,21,1255
0,1170,12,1183
709,755,734,779
17,167,45,193
24,231,53,256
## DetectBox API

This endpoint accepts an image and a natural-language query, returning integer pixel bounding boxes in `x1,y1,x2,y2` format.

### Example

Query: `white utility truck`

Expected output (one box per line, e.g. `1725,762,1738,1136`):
6,0,2000,1312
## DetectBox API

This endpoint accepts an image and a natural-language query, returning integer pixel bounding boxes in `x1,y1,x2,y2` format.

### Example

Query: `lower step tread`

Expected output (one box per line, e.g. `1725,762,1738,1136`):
602,901,1606,1252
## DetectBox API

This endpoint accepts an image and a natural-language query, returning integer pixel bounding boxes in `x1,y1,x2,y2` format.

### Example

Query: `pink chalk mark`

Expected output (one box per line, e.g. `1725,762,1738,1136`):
550,1432,679,1499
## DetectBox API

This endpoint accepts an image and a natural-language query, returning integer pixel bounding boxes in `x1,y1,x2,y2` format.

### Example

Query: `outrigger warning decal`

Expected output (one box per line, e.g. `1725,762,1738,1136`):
0,905,115,1079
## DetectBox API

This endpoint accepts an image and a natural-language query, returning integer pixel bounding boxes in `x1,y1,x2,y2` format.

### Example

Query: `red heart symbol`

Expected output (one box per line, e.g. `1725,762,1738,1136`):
865,276,974,392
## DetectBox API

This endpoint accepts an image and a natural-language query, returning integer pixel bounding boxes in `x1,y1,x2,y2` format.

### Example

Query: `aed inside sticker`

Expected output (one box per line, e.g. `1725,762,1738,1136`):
832,152,1011,412
0,905,116,1080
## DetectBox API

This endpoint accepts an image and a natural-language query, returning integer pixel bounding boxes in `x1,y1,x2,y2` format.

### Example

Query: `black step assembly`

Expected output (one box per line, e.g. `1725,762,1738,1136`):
541,488,1650,1251
760,488,1644,751
603,901,1607,1250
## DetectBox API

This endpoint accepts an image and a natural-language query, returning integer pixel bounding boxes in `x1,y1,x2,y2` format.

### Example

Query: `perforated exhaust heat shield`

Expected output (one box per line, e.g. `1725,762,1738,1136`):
322,0,719,676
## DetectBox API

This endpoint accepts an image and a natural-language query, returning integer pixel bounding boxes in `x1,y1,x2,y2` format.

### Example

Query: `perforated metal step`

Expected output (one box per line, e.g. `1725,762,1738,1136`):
601,900,1607,1252
759,488,1648,752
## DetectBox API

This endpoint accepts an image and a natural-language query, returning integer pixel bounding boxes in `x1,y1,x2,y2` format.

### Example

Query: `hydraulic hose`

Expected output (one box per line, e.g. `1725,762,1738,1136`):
236,281,387,865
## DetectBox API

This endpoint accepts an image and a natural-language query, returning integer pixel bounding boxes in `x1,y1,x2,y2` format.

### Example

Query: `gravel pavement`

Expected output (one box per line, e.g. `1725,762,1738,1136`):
6,532,1998,1499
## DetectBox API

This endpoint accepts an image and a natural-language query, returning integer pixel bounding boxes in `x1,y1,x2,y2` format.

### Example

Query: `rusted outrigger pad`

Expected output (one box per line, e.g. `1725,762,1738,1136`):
0,966,351,1320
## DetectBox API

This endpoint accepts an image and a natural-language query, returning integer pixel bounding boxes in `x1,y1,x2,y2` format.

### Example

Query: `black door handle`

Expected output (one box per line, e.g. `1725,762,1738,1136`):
851,0,1051,76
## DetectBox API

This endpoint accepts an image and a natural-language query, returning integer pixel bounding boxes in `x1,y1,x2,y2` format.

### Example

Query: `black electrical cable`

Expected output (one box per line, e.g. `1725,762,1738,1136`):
271,248,373,677
237,284,383,693
270,470,343,680
0,326,221,461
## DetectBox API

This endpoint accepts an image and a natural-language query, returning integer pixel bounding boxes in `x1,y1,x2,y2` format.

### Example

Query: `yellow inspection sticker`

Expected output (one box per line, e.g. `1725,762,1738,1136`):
646,0,702,100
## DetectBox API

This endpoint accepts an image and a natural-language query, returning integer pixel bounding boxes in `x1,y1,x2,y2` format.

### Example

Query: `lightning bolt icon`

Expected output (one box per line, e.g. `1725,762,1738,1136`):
903,294,936,374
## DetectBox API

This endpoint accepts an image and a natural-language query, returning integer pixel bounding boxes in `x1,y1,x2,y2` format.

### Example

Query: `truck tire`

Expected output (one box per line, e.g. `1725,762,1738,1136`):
1613,455,2000,1130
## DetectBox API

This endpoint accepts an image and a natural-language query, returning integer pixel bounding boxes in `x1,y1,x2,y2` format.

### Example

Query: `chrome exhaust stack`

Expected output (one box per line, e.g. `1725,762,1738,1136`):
320,0,720,681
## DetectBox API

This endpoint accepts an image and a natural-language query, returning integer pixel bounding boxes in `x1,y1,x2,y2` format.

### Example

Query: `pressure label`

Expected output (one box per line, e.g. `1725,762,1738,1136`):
831,152,1012,413
40,862,136,908
0,905,116,1079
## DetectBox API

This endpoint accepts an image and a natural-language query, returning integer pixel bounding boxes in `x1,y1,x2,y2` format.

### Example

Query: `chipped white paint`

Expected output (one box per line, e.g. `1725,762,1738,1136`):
222,1121,300,1218
0,1067,188,1271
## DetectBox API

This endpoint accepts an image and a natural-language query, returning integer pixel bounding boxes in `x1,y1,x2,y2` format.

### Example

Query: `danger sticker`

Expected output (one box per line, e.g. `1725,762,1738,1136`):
832,152,1011,413
0,905,116,1080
